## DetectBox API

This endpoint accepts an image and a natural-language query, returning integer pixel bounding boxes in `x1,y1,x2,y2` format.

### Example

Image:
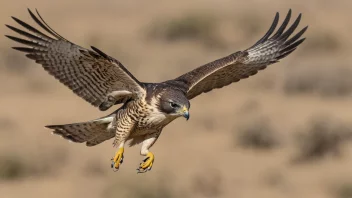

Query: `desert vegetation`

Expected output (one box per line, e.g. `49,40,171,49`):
292,115,352,163
1,1,352,198
234,115,280,150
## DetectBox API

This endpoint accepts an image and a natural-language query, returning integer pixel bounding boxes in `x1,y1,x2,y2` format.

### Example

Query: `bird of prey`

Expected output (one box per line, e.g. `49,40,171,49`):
6,8,307,173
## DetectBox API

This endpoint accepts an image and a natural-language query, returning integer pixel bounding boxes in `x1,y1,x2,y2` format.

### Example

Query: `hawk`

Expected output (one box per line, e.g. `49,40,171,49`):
6,9,307,173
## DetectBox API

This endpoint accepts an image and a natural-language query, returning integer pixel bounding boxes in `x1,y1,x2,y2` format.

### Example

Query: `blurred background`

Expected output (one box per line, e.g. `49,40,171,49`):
1,0,352,197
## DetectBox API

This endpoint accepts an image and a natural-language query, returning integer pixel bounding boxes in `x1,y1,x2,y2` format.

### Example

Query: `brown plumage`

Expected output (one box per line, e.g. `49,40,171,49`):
5,9,144,111
5,8,308,173
46,115,115,146
166,10,307,99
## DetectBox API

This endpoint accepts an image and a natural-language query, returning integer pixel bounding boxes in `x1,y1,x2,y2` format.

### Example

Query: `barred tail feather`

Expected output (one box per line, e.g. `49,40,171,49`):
46,116,115,147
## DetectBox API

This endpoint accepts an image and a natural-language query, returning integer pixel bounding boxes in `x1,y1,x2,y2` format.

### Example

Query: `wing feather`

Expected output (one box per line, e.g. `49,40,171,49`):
167,9,308,99
5,8,144,110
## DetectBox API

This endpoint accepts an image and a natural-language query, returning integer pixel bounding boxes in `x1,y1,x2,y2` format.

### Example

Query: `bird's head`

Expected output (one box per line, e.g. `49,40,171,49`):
158,89,190,120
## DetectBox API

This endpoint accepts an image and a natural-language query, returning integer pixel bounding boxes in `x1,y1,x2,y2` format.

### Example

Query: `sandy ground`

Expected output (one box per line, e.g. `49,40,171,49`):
1,0,352,198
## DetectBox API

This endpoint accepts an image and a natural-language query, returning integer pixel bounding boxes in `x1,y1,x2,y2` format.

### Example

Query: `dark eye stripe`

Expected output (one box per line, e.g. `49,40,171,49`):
170,102,179,108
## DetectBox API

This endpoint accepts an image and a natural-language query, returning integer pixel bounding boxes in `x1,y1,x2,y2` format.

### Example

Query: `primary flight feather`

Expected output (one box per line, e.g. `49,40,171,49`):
5,8,307,173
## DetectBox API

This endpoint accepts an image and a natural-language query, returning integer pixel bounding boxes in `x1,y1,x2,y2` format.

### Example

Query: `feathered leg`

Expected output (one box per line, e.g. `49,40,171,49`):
136,131,161,173
110,110,135,172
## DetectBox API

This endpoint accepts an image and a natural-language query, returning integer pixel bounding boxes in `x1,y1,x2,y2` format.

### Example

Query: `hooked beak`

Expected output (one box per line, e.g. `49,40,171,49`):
181,106,190,120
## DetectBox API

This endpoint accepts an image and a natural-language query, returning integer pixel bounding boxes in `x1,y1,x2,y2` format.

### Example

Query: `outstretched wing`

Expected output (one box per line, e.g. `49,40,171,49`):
5,9,145,110
167,9,308,100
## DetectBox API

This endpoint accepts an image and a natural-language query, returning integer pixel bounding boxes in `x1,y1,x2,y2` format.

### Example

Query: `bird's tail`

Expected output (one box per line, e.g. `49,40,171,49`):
45,114,116,147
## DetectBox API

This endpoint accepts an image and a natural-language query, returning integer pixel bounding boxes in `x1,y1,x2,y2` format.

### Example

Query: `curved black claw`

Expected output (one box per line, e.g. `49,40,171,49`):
136,153,154,174
110,153,124,172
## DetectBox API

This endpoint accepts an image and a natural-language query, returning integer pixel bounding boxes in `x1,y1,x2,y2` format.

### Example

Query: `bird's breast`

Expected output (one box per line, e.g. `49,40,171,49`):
126,98,176,132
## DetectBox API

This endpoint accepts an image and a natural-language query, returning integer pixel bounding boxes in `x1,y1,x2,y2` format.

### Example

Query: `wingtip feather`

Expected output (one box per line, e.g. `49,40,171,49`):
271,9,292,39
248,11,280,49
45,125,56,129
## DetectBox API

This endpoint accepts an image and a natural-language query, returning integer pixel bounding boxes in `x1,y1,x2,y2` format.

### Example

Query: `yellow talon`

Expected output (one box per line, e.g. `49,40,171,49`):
111,147,124,171
137,152,154,173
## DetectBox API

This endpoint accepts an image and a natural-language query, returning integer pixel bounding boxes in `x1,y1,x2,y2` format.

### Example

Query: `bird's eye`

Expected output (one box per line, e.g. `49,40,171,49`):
170,102,178,108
